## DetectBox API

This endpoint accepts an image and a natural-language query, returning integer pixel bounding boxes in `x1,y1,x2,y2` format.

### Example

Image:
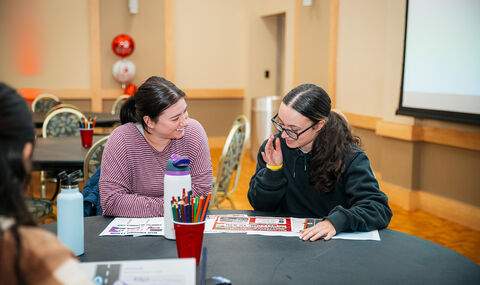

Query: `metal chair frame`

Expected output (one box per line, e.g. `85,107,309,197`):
111,95,130,115
42,107,85,138
211,115,250,209
31,93,60,113
83,135,109,181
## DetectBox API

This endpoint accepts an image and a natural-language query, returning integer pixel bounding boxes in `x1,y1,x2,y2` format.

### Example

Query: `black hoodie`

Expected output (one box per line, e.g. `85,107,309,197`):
248,137,392,233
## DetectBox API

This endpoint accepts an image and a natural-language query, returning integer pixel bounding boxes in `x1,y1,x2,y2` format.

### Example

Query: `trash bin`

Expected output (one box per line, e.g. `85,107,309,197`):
250,96,281,161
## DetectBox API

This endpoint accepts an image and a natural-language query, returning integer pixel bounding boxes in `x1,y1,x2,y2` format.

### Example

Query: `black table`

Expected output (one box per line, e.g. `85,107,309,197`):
32,135,107,172
33,112,119,128
43,211,480,284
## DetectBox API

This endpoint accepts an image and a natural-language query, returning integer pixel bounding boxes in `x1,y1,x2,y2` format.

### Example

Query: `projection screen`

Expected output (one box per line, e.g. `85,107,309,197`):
397,0,480,125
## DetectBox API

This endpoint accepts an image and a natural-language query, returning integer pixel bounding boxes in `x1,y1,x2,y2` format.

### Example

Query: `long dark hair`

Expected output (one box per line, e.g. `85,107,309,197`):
283,84,361,192
120,76,186,132
0,83,36,285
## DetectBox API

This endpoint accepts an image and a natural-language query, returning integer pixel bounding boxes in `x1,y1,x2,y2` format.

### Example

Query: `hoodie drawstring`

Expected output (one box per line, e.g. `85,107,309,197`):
292,151,309,179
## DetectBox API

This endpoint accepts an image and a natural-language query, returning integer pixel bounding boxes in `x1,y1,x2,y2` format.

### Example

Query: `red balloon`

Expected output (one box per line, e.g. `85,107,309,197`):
124,83,137,96
111,34,135,57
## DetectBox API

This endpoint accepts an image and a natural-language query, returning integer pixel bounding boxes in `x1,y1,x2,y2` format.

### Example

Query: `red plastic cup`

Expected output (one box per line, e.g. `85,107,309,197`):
173,221,206,265
80,128,94,148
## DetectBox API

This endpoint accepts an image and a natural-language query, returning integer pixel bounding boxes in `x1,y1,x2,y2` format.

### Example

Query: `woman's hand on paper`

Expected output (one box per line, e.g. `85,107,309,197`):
300,219,336,241
261,135,283,166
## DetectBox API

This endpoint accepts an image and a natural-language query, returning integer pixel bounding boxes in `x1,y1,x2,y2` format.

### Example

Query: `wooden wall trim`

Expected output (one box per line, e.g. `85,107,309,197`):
381,179,480,231
344,112,380,130
32,88,245,101
346,112,480,151
327,0,339,107
185,89,244,100
33,89,93,99
418,125,480,151
375,120,422,141
100,89,125,99
416,190,480,232
88,0,102,112
164,0,175,81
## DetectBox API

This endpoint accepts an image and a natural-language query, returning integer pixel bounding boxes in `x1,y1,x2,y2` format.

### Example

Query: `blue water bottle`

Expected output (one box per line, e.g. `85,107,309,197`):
57,170,84,256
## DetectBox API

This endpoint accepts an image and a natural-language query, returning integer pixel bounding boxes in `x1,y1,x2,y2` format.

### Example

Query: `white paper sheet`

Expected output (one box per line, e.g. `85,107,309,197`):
99,217,164,236
332,230,380,241
79,258,195,285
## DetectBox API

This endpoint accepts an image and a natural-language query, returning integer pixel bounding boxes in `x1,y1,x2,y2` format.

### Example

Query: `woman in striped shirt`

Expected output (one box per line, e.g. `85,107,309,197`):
99,76,212,217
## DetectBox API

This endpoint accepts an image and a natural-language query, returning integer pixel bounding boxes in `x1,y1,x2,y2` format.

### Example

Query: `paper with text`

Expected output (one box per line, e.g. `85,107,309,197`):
99,217,164,237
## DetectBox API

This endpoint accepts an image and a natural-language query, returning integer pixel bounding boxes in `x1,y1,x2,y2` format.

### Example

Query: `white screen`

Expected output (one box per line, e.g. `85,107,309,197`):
401,0,480,116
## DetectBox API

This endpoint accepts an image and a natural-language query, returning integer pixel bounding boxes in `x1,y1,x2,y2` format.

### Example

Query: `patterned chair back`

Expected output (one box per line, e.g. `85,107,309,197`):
111,95,130,115
211,115,250,208
42,107,85,138
83,136,109,180
32,93,60,113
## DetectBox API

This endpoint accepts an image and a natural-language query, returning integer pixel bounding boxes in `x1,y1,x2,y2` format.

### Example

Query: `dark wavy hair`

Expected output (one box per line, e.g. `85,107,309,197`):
120,76,186,132
0,83,36,285
283,84,361,193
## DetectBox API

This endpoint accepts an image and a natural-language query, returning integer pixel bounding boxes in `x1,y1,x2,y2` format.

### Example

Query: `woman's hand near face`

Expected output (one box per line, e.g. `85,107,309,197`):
261,135,283,166
299,220,336,241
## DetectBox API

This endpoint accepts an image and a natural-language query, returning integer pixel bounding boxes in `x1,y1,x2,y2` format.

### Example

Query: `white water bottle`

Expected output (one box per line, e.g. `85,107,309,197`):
163,154,191,239
57,170,84,256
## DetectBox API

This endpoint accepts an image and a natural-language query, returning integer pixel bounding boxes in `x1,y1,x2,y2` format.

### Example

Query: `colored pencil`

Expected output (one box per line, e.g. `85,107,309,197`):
200,192,211,221
196,196,204,222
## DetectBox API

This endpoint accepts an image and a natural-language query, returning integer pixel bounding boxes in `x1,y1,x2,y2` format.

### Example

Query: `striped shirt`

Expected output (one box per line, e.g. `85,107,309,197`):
99,118,212,217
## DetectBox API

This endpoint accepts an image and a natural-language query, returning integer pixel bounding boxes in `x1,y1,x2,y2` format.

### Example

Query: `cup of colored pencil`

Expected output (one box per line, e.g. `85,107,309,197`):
79,116,96,148
171,191,211,223
172,191,211,265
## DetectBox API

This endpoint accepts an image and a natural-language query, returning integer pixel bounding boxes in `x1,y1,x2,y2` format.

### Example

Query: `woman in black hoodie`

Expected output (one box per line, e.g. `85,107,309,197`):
248,83,392,241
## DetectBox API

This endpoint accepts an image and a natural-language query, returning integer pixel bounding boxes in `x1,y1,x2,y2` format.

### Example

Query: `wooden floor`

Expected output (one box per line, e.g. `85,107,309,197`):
29,147,480,265
210,148,480,265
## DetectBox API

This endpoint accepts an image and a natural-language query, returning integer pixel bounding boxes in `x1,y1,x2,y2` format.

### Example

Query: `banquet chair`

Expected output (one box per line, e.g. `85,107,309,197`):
42,107,85,138
83,135,109,181
111,95,130,115
31,93,60,114
210,115,250,209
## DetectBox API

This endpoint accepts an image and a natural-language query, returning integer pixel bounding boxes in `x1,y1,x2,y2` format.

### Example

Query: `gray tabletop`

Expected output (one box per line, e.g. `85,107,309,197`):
32,135,107,171
42,211,480,284
33,112,119,128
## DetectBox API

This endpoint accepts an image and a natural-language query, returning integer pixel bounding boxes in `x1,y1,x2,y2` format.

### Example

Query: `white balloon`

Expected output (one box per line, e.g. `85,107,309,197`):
112,59,136,83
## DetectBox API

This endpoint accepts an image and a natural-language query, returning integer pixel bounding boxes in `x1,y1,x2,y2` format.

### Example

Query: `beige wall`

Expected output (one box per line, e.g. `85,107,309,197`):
336,0,387,119
174,0,247,89
188,99,244,137
295,0,331,88
251,0,296,95
0,0,90,89
100,0,166,89
244,0,296,139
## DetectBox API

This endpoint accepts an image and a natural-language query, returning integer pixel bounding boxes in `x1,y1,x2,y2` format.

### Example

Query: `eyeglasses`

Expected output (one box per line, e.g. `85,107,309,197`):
271,114,316,140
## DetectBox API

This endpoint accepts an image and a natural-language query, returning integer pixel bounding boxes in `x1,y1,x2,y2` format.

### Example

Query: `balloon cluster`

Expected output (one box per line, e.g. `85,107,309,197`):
111,34,137,95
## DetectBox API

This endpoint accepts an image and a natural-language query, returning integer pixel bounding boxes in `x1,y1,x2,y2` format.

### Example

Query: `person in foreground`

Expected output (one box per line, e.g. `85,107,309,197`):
248,83,392,241
0,83,91,284
100,76,212,217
